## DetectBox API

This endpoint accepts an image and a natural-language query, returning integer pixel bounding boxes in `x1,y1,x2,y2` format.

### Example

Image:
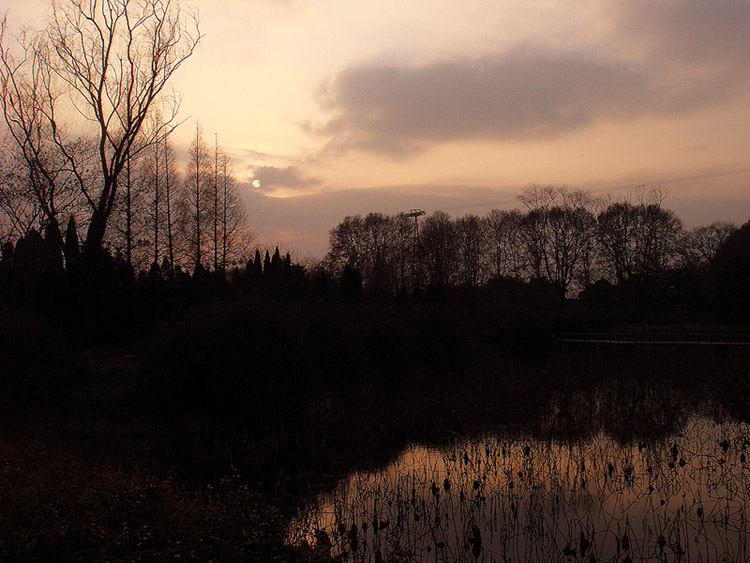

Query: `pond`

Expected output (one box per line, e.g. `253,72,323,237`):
290,384,749,562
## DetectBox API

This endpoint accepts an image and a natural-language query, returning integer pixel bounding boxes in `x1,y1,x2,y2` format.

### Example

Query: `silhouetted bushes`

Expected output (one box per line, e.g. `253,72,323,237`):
141,299,473,420
0,311,80,421
472,303,552,359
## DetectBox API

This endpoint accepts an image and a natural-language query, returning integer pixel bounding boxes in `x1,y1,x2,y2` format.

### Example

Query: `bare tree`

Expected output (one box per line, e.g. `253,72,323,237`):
519,185,597,301
217,148,249,271
325,214,366,276
151,131,162,267
212,134,219,271
361,212,396,295
325,211,421,294
108,149,151,268
597,188,684,285
182,120,210,269
455,214,486,287
419,210,458,290
679,221,737,269
162,126,178,272
0,0,201,262
0,19,87,260
324,213,396,294
0,148,43,243
484,209,525,279
391,212,416,290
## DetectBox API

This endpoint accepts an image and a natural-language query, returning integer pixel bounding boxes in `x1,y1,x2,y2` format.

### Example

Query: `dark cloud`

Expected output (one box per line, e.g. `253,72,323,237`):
614,0,750,69
252,165,321,191
316,47,731,157
316,0,750,158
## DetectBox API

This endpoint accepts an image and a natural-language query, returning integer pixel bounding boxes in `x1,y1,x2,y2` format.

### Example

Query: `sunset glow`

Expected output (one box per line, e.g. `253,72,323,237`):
6,0,750,257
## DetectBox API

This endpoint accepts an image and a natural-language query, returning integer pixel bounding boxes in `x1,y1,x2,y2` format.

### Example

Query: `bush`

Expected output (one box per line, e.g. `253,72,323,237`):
0,311,79,421
473,303,551,360
141,299,475,419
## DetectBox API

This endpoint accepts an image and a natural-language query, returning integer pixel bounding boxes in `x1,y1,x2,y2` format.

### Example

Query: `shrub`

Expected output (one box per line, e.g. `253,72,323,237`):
0,311,79,421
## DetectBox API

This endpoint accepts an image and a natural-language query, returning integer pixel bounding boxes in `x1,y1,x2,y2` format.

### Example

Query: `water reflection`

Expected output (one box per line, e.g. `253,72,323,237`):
291,387,749,562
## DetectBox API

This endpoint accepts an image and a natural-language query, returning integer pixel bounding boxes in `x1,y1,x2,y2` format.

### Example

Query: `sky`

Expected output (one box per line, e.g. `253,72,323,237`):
5,0,750,259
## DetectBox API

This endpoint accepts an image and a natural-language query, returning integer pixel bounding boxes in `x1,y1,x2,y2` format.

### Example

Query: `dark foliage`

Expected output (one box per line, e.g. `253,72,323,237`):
140,298,473,420
714,220,750,321
0,312,79,422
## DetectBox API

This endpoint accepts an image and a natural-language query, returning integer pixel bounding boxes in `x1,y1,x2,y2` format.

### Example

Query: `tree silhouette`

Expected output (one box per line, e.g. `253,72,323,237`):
596,191,683,307
485,210,525,280
183,121,211,270
0,0,201,261
713,219,750,320
456,214,486,287
680,221,737,270
419,211,458,291
519,186,598,302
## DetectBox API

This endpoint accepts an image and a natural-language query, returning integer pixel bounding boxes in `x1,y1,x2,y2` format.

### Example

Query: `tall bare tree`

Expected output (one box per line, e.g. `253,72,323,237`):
391,212,416,290
182,120,210,269
217,149,249,270
455,214,487,287
326,215,366,276
162,127,179,273
0,148,44,243
0,19,86,261
0,0,201,262
212,134,219,271
110,150,151,268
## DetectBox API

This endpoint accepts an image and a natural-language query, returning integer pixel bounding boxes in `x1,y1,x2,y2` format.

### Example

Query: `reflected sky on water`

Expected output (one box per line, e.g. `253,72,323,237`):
291,383,749,562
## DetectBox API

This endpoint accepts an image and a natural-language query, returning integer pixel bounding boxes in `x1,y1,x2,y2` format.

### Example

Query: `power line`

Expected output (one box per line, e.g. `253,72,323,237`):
269,166,750,248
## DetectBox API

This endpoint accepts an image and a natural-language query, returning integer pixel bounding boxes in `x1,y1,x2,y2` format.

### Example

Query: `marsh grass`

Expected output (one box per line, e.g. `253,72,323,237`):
292,406,750,562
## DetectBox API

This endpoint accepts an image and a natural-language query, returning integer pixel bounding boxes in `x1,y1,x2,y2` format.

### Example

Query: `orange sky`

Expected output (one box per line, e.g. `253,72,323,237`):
6,0,750,258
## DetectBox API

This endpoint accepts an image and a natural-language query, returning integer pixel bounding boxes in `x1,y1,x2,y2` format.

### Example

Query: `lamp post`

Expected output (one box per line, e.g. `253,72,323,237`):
405,209,425,291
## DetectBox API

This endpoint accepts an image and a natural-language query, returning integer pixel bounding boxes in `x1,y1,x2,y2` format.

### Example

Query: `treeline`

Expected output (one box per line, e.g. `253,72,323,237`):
0,233,309,340
3,183,750,336
324,185,749,317
0,120,250,276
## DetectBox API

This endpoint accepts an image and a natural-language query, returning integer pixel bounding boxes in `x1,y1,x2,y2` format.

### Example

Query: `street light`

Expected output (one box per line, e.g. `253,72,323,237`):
404,209,425,290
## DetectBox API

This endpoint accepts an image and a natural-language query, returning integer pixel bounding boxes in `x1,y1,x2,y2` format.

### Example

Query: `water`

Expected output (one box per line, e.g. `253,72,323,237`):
290,387,750,562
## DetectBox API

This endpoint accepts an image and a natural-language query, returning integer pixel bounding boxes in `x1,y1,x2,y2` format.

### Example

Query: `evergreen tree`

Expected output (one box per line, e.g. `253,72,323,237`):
263,250,271,278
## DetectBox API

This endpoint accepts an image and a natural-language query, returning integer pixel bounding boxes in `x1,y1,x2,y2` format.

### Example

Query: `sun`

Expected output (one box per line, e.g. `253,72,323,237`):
252,179,261,189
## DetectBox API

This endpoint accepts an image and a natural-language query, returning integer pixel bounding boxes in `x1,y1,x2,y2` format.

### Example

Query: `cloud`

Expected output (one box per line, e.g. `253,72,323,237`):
252,165,321,192
316,46,734,157
315,0,750,158
612,0,750,70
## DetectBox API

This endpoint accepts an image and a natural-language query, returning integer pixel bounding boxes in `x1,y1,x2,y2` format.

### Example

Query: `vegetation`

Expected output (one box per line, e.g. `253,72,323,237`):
1,1,749,560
